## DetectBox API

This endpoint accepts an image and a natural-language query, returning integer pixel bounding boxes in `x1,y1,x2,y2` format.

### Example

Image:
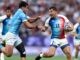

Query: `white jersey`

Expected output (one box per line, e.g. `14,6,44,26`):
0,15,7,37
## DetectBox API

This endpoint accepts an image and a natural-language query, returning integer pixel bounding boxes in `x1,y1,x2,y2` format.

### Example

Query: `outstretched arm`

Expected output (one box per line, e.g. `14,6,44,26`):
23,21,37,29
28,16,40,23
37,16,50,32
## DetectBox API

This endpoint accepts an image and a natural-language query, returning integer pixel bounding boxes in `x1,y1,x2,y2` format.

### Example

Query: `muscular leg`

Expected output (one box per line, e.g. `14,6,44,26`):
74,45,79,59
35,46,57,60
1,45,14,57
62,46,72,60
0,37,16,57
42,46,56,57
16,42,26,60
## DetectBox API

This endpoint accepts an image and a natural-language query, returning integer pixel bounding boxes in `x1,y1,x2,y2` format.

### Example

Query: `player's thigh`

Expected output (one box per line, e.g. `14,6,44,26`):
48,46,56,54
74,45,79,51
5,38,16,55
60,38,69,49
4,32,17,54
62,46,71,56
60,39,71,55
4,45,14,55
49,39,58,54
50,38,59,48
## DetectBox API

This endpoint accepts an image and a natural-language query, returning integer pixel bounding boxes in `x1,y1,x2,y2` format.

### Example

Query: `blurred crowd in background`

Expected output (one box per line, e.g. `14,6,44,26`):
0,0,80,47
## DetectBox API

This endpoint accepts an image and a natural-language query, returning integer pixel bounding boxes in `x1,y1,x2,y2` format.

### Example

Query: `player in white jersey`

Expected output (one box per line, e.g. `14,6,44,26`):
0,1,40,60
71,17,80,60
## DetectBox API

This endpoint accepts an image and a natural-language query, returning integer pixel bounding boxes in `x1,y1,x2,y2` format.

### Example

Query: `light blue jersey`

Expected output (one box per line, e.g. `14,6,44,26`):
75,24,80,39
9,9,29,34
2,17,11,35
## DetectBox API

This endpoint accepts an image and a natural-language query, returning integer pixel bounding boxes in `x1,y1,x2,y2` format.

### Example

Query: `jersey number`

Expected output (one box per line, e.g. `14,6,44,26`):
55,24,60,28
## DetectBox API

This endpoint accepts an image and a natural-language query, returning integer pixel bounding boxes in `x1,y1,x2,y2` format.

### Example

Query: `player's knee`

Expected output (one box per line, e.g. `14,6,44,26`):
47,52,55,57
65,51,71,57
5,50,13,57
6,53,12,57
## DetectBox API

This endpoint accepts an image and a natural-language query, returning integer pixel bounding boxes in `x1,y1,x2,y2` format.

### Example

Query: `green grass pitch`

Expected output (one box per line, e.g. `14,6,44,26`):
5,55,80,60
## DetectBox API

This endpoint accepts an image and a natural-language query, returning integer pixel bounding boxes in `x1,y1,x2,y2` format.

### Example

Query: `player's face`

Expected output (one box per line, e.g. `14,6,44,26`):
6,10,12,17
49,9,57,18
23,6,29,13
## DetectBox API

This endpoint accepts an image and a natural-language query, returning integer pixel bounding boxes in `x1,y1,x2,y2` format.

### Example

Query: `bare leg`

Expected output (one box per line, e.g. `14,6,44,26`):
74,45,79,59
42,46,56,57
1,45,14,57
62,46,72,60
35,46,57,60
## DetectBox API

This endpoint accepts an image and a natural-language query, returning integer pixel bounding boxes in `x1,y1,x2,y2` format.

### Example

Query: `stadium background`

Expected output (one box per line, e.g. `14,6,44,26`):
0,0,80,60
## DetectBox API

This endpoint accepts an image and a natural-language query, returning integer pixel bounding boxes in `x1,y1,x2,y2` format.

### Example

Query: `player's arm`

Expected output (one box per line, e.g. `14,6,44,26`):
21,13,37,29
72,32,79,36
0,15,7,23
37,17,50,32
28,16,40,23
23,21,37,29
71,23,79,36
65,22,74,32
63,15,74,32
37,25,47,32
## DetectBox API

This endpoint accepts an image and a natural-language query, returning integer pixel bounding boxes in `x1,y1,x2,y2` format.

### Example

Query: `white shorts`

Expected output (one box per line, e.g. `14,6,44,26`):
74,39,80,45
50,38,69,49
3,32,22,47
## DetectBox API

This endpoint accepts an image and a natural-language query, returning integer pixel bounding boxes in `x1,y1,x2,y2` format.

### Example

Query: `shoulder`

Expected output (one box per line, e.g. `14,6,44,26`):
58,14,69,23
74,23,79,28
58,14,68,19
15,9,24,16
16,9,23,13
45,16,51,22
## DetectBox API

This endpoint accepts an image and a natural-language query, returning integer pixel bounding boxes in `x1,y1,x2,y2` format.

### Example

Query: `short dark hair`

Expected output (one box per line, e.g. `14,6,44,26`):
6,6,11,10
19,1,28,8
49,6,57,11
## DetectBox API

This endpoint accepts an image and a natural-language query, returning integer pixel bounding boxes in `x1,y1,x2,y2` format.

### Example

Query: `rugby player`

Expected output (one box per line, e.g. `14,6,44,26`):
35,6,73,60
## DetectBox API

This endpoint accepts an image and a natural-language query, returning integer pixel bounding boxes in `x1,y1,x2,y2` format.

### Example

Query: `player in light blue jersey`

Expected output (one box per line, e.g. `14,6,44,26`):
0,1,40,59
1,6,30,60
72,17,80,60
35,6,73,60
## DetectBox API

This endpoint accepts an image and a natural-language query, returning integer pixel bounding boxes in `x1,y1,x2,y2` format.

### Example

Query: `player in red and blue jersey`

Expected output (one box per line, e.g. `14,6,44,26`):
35,6,73,60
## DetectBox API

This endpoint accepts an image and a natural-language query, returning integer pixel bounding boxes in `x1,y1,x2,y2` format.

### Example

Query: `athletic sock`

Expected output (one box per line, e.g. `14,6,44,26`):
40,53,43,57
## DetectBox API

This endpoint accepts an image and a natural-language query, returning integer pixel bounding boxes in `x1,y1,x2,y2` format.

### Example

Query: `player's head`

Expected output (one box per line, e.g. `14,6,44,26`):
6,6,12,17
19,1,29,13
49,6,58,18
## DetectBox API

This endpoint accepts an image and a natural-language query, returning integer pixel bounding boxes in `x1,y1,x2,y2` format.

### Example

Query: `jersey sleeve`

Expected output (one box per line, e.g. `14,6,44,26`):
58,14,70,23
45,16,51,27
20,12,30,22
72,23,79,33
0,15,7,22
